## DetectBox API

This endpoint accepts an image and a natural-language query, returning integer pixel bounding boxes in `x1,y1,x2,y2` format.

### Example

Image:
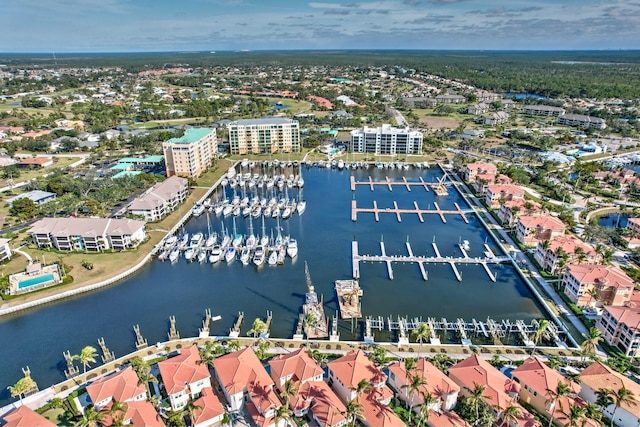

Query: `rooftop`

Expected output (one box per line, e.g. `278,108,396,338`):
166,127,214,144
229,117,296,126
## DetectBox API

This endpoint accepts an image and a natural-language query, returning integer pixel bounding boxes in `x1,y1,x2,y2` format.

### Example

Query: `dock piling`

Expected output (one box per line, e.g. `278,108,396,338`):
133,325,148,350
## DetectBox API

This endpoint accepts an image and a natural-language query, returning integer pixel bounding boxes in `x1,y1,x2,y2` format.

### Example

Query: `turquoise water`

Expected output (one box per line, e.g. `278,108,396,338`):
17,274,55,289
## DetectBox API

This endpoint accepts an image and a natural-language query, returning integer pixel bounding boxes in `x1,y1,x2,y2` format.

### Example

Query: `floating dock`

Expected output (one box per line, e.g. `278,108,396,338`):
350,175,440,192
351,200,472,223
352,241,510,281
335,280,363,319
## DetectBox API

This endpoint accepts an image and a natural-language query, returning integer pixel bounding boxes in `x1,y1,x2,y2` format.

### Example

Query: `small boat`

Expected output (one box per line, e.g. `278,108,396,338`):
227,166,236,179
282,206,292,219
204,233,216,249
297,177,304,188
225,246,236,263
241,158,249,168
192,203,205,217
222,204,234,217
253,246,266,266
232,206,241,217
263,206,272,217
242,206,252,217
271,206,281,218
157,249,169,261
203,199,211,209
221,178,229,186
197,249,207,263
169,247,180,263
338,160,344,170
184,246,196,262
251,206,262,219
164,235,178,249
277,246,286,264
296,200,306,215
240,246,251,265
376,161,383,169
209,245,222,263
215,203,225,216
286,238,298,258
460,240,470,252
190,232,204,247
267,249,278,266
177,233,189,250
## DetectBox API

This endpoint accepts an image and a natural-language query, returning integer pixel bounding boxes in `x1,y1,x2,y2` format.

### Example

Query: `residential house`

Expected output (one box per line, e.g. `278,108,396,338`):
17,157,53,168
579,361,640,427
511,357,594,427
86,366,147,411
387,358,460,412
426,410,470,427
516,215,565,247
0,238,12,263
291,381,348,427
498,199,543,227
485,184,524,209
214,347,282,427
0,405,56,427
597,297,640,357
268,348,323,390
29,217,147,252
128,176,189,222
102,400,165,427
484,111,509,126
562,264,635,307
534,235,597,274
327,350,403,427
448,355,539,427
158,345,212,411
523,105,566,117
191,387,226,427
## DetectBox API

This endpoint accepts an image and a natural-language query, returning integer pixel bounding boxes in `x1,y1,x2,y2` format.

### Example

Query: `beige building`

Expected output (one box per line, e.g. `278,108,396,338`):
163,128,217,179
228,118,300,155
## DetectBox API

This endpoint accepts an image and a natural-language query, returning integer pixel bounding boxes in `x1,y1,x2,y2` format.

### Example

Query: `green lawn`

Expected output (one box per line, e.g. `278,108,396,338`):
0,157,80,188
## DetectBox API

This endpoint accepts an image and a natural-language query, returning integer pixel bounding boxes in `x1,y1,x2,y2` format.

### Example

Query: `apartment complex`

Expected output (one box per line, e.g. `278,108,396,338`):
162,127,217,179
557,113,607,130
227,118,301,155
350,124,423,155
29,217,146,251
522,105,566,117
127,176,189,221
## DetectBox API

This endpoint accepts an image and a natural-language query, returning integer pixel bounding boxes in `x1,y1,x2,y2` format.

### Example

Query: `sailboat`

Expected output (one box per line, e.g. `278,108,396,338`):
232,217,243,248
260,215,269,246
220,222,231,248
225,246,236,263
245,217,257,249
296,189,306,215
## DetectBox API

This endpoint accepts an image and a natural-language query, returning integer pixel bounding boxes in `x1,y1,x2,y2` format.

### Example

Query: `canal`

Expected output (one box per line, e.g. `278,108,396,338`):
0,166,546,404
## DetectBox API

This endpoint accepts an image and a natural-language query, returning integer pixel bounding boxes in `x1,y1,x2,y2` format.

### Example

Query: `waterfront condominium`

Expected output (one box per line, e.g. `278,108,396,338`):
350,124,423,155
227,117,300,155
162,127,217,179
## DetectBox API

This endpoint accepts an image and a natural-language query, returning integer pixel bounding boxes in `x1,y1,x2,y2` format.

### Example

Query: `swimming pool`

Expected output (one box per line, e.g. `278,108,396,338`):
18,274,56,289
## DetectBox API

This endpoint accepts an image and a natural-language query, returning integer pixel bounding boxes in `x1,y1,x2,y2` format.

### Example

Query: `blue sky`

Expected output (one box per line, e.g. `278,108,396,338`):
1,0,638,52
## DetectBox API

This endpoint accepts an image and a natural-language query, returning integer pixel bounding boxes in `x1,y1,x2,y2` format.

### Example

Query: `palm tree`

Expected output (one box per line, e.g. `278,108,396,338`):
308,349,329,367
344,399,364,427
403,371,427,415
546,380,571,427
128,357,147,377
580,327,602,362
274,404,292,427
226,340,241,353
247,318,267,338
183,401,203,427
351,378,372,403
596,388,614,412
466,383,489,421
586,287,600,308
136,368,158,398
404,357,417,374
412,323,431,357
280,379,299,407
370,346,389,367
199,341,222,369
583,402,602,426
7,377,36,402
302,312,316,347
531,319,550,355
76,405,105,427
417,391,436,427
74,346,98,374
255,339,271,360
105,400,128,427
610,386,637,427
167,407,187,427
566,405,586,427
498,402,522,427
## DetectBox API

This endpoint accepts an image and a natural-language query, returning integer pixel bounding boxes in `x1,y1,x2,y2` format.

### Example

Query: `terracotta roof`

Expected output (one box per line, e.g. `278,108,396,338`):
246,401,276,427
466,162,497,172
86,367,146,406
512,357,580,396
292,381,347,427
360,387,404,427
518,215,566,231
580,361,640,417
486,184,524,197
388,358,460,403
603,304,640,332
192,387,225,425
546,235,596,256
18,157,52,165
158,345,210,395
327,350,386,389
101,400,165,427
426,410,470,427
565,264,634,290
1,406,56,427
448,354,520,412
268,348,323,389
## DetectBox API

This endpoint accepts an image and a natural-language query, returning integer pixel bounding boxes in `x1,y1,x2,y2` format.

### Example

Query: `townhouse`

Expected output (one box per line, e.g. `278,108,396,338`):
484,111,509,126
516,215,565,247
579,361,640,427
466,103,489,115
598,298,640,357
29,217,146,252
327,350,404,427
511,357,596,427
158,345,212,411
127,176,189,222
557,114,607,130
102,400,165,427
522,105,566,117
534,234,597,273
464,162,497,182
448,355,539,427
498,199,543,227
562,264,635,307
86,367,147,411
485,184,524,209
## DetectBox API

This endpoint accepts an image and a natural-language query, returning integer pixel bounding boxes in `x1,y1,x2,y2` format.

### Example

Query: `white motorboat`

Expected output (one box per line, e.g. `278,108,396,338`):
297,176,304,188
263,206,272,217
164,235,178,249
215,202,225,216
221,178,229,186
271,206,281,218
266,178,274,189
225,246,236,263
222,204,234,217
286,238,298,258
197,249,207,263
209,245,222,263
192,203,205,217
169,247,180,263
220,225,231,248
240,246,251,265
177,233,189,250
282,206,292,219
267,249,278,266
277,246,286,264
242,206,252,217
184,246,196,262
227,166,236,179
338,160,344,170
296,200,306,215
190,232,203,247
241,158,249,168
204,233,217,248
253,246,266,266
232,206,241,216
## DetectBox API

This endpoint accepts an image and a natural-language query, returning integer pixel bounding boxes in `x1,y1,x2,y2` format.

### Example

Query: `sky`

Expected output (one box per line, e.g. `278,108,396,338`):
1,0,639,52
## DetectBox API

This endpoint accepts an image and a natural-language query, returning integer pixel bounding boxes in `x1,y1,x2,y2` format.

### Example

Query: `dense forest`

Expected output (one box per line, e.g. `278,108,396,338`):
1,50,639,98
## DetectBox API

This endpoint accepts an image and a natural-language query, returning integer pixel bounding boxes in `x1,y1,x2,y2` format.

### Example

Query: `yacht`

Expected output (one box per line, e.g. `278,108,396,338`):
337,160,344,170
192,203,205,217
227,166,236,179
225,246,236,263
222,204,234,217
184,246,196,262
168,247,180,263
296,200,306,215
240,246,251,265
204,233,217,249
297,176,304,188
209,245,222,263
177,233,189,250
214,201,226,216
253,246,266,266
286,238,298,258
190,232,204,247
241,158,249,168
164,235,178,249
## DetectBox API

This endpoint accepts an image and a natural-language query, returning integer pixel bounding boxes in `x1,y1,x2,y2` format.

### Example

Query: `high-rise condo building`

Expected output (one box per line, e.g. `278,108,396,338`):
350,124,423,155
227,118,300,155
162,128,217,179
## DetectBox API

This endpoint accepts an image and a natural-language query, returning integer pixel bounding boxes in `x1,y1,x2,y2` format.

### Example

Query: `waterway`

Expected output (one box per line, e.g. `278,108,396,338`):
0,166,546,404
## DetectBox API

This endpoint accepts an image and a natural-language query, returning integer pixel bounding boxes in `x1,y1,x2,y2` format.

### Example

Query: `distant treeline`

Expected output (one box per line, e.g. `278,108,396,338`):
2,50,640,98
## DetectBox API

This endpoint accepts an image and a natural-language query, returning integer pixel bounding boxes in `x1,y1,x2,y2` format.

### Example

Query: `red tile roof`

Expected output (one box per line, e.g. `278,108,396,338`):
580,361,640,417
158,345,210,395
518,215,566,231
292,381,347,427
511,357,580,397
268,348,323,389
426,410,470,427
18,157,52,166
566,264,634,290
1,406,56,427
388,358,460,403
360,387,404,427
327,350,386,389
86,367,146,406
192,387,225,425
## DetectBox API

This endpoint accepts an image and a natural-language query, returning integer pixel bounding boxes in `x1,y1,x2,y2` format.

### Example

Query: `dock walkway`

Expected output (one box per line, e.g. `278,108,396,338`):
351,175,447,192
351,200,471,223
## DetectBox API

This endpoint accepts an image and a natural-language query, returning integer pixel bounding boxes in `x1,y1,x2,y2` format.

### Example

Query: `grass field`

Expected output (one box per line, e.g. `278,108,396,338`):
0,157,80,189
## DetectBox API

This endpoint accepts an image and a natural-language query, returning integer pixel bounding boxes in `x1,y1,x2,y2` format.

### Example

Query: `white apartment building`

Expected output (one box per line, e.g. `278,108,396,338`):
162,128,217,179
127,176,189,221
350,124,423,155
227,118,300,155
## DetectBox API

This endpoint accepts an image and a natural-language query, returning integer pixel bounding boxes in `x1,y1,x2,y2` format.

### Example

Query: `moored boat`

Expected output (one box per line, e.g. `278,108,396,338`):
286,238,298,258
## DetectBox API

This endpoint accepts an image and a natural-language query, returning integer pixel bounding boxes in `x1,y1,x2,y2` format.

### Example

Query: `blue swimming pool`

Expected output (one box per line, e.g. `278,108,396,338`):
18,274,56,289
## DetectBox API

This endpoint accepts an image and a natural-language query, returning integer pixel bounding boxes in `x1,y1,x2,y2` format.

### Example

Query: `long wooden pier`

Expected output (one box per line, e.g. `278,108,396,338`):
350,175,454,192
351,200,472,223
351,241,509,282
